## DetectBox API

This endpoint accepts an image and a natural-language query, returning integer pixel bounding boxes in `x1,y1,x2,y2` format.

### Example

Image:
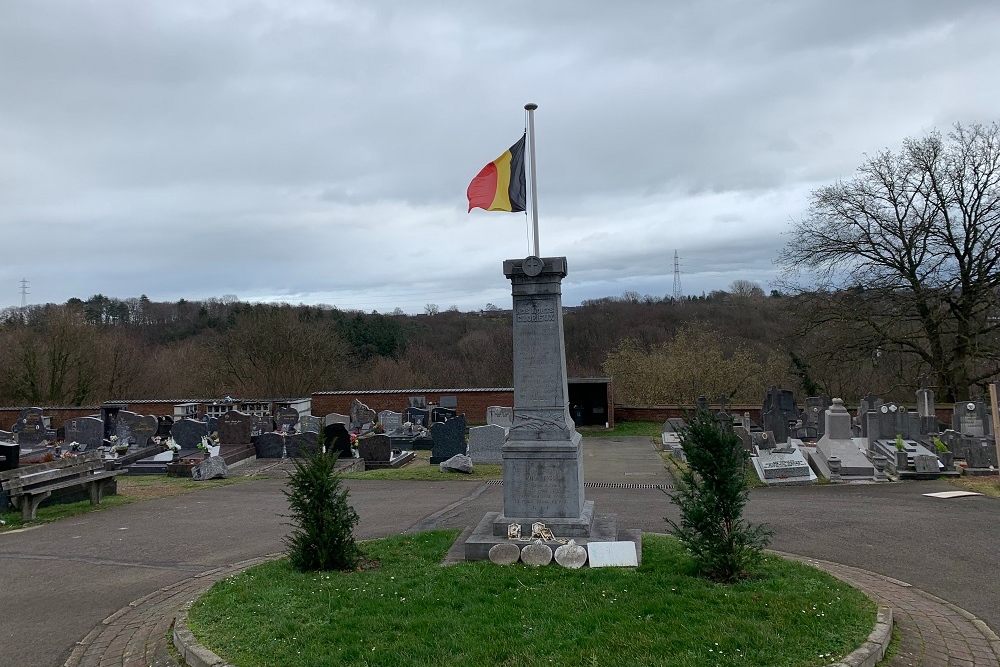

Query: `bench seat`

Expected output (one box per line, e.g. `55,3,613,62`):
0,451,121,521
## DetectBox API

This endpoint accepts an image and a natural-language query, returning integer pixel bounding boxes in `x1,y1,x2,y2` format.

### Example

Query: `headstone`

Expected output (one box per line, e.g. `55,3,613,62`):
914,454,938,473
115,411,159,448
192,455,228,481
762,386,798,422
64,416,105,450
156,416,174,437
520,541,553,567
324,423,353,459
696,395,709,411
952,401,991,437
760,407,788,445
553,540,588,569
804,396,832,437
431,407,457,423
587,541,638,568
274,406,300,433
254,432,285,458
439,453,473,474
378,410,403,433
284,432,320,458
171,418,210,449
299,415,322,434
358,433,391,465
13,408,47,446
217,410,254,445
468,424,505,464
324,412,350,427
252,415,273,436
430,413,467,464
488,542,521,565
350,399,377,430
404,407,429,427
486,406,514,428
202,415,218,433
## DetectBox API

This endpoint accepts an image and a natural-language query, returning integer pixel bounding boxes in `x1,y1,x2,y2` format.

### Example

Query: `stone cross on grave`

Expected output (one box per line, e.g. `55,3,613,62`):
715,394,731,413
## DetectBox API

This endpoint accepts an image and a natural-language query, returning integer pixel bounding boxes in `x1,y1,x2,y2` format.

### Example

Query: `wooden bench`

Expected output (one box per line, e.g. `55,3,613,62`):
0,451,121,521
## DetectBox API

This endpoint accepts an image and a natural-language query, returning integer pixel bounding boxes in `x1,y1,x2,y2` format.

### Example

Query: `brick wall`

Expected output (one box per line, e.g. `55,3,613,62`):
311,390,514,425
0,407,101,431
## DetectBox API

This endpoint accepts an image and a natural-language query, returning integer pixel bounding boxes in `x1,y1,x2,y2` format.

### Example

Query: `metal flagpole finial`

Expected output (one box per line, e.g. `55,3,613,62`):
524,102,538,111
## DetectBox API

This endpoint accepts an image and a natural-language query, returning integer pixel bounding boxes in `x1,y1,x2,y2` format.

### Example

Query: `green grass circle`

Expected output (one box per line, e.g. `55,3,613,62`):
189,531,875,667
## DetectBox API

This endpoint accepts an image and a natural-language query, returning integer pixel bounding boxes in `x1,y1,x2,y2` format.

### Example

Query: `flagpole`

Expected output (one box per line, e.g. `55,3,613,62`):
525,102,540,257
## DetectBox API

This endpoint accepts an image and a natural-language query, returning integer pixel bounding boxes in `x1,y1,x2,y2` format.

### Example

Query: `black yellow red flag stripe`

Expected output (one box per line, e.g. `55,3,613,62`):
467,135,527,212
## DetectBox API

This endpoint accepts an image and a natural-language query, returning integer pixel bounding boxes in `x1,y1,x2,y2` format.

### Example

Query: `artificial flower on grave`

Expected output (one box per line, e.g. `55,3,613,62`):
163,437,180,452
350,433,358,448
373,422,385,434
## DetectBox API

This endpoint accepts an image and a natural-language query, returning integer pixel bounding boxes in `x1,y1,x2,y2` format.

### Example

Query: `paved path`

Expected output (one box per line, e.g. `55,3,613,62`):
2,437,998,666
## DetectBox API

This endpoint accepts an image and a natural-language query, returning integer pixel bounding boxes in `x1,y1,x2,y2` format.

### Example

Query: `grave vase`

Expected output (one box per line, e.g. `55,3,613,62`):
827,456,841,481
895,450,908,473
939,451,954,471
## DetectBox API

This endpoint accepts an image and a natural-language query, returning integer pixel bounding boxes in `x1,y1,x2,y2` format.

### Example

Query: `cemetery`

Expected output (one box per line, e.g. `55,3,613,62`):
2,254,999,667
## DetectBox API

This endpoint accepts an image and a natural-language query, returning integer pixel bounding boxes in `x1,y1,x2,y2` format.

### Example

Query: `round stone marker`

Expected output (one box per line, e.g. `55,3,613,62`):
554,539,588,569
520,540,553,567
488,542,521,565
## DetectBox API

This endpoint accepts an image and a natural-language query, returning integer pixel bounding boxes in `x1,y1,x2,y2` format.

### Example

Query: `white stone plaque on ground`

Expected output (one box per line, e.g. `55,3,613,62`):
152,450,173,462
587,541,638,568
923,491,983,499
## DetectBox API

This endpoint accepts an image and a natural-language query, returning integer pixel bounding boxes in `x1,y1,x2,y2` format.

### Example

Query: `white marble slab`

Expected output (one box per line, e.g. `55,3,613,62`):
587,541,638,568
923,491,983,499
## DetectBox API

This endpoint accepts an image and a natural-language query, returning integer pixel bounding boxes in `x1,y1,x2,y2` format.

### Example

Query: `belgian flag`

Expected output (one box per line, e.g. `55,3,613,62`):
467,135,527,212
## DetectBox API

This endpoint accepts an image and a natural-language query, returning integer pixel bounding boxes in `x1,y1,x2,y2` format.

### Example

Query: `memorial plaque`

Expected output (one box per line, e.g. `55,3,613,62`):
64,416,105,450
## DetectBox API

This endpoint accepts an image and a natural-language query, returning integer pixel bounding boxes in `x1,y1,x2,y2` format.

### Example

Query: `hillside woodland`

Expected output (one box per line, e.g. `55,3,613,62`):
0,287,971,408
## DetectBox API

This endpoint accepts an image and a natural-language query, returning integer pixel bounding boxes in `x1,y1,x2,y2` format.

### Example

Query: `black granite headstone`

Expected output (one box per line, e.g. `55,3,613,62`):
156,416,174,437
274,406,299,433
404,407,429,427
64,416,105,450
13,408,47,446
431,407,457,423
172,418,210,449
358,433,391,465
285,432,320,458
324,423,353,459
116,411,159,448
430,414,467,464
254,432,286,458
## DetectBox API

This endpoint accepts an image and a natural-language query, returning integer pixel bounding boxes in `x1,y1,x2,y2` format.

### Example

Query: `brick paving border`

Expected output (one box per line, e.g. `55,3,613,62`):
66,551,1000,667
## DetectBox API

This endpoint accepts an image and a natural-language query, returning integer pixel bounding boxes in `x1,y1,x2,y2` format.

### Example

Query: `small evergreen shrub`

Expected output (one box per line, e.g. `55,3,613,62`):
667,409,772,582
283,449,360,572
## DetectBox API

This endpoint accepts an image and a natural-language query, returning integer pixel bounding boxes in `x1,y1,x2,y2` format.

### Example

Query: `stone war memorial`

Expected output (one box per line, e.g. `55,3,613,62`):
463,256,639,562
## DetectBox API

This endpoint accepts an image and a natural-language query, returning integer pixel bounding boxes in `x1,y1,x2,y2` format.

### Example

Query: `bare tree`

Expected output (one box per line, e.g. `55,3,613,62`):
778,122,1000,400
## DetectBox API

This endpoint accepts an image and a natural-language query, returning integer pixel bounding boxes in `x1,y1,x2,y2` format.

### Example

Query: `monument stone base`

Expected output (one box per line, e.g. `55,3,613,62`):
462,510,641,562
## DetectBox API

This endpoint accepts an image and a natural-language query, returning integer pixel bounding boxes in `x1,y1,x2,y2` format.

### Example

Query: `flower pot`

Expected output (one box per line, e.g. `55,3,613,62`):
895,450,908,472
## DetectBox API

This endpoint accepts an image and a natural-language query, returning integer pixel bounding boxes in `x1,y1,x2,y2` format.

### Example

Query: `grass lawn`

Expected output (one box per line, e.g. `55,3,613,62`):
340,450,501,481
949,475,1000,498
0,475,254,532
190,531,876,667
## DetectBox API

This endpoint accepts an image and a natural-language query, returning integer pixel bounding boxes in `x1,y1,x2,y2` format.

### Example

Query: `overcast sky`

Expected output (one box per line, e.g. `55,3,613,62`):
2,1,998,313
